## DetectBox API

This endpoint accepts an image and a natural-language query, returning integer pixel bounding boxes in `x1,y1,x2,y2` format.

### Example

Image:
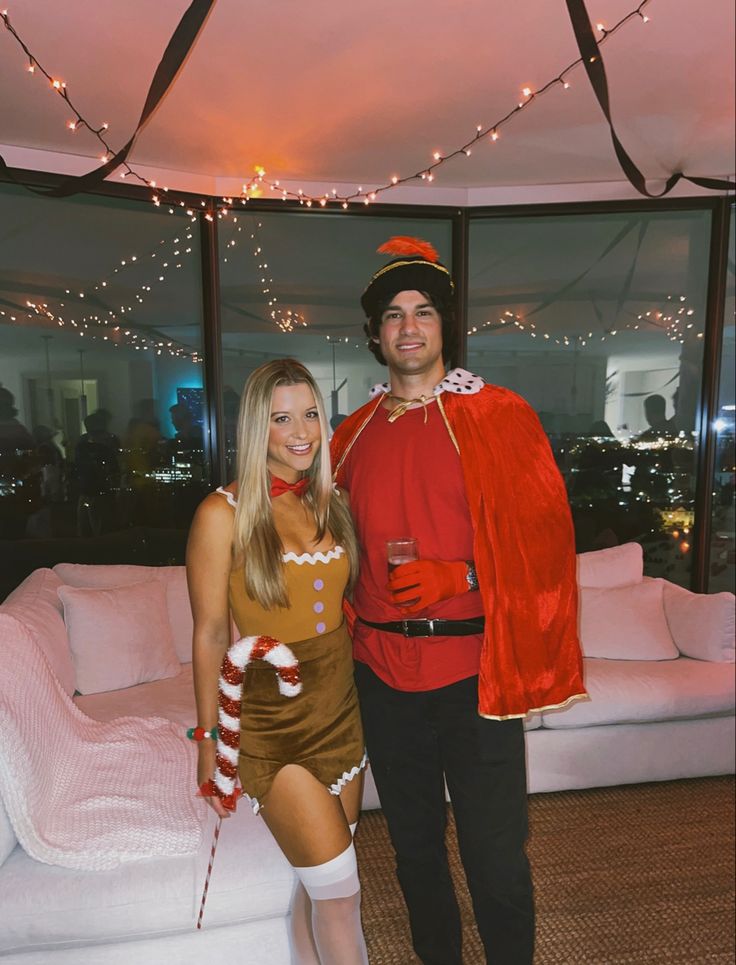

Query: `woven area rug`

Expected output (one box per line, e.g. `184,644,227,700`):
356,776,735,964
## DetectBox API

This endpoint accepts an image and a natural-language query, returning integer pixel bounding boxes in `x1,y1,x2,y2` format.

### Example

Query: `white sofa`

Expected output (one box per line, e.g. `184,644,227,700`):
0,544,733,963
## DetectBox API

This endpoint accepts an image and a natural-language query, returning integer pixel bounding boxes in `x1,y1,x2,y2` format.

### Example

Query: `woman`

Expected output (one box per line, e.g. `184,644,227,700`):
186,359,368,964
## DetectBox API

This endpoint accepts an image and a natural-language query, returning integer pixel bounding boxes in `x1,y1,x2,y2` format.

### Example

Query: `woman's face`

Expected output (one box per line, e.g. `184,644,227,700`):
266,382,321,482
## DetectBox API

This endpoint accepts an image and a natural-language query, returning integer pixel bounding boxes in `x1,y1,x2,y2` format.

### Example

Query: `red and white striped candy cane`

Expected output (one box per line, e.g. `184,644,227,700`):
213,634,301,812
196,816,222,930
196,634,301,928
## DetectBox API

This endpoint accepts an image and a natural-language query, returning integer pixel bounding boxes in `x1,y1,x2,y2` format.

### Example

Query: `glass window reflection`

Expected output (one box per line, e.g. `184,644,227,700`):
708,207,735,592
468,209,711,586
217,212,454,477
0,184,208,594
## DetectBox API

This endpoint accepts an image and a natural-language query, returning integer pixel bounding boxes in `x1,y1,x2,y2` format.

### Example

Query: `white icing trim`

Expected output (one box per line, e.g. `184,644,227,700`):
328,751,368,796
215,488,343,566
246,751,368,815
215,486,238,508
369,367,484,401
244,791,262,816
282,546,345,565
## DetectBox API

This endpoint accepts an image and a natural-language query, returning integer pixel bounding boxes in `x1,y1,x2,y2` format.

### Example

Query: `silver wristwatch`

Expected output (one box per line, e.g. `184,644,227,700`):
465,561,479,592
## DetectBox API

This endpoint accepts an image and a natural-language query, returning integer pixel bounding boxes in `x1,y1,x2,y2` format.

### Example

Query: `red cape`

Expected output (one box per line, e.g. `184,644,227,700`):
331,384,586,719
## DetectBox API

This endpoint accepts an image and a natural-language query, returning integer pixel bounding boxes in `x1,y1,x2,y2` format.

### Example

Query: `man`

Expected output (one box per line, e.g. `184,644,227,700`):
636,393,679,442
331,237,586,965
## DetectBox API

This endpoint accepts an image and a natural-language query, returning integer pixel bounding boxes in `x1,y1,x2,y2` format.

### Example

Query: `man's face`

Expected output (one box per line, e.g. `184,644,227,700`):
377,290,444,377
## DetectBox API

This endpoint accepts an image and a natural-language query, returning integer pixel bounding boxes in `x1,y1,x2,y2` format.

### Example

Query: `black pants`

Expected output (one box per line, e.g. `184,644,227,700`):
355,662,534,965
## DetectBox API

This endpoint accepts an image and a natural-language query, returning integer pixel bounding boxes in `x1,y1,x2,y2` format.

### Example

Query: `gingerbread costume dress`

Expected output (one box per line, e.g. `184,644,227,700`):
215,488,366,813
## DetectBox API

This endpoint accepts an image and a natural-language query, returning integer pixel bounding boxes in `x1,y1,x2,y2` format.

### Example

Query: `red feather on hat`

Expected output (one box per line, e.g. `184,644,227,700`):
377,236,439,263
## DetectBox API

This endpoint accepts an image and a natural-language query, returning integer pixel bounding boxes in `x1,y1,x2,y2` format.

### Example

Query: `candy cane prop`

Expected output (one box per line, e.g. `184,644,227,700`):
213,634,302,812
196,634,301,928
196,816,222,930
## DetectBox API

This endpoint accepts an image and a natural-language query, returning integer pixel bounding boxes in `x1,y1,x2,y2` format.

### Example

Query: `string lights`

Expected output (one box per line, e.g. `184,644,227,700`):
6,297,202,361
220,217,307,333
1,9,150,190
0,209,205,358
1,203,304,351
243,0,649,209
0,3,716,358
325,334,363,350
247,1,656,207
634,294,702,345
71,225,195,317
2,0,655,212
0,9,307,341
468,308,631,347
469,294,702,350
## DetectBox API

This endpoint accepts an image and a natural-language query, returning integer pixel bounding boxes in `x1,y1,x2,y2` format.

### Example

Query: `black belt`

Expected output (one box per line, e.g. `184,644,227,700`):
357,616,485,638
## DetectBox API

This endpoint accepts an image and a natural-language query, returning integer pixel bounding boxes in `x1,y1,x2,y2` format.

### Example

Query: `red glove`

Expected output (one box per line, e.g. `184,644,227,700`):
388,559,469,614
197,780,241,814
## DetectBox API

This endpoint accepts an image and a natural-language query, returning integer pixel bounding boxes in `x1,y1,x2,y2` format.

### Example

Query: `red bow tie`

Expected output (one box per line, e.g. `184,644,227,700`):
270,475,309,498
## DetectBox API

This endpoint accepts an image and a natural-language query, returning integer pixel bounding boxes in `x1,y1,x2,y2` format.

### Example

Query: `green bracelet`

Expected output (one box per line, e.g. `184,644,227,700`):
186,726,218,741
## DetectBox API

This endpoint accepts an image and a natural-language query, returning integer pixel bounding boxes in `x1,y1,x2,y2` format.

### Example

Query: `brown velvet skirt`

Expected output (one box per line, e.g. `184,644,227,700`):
238,621,366,812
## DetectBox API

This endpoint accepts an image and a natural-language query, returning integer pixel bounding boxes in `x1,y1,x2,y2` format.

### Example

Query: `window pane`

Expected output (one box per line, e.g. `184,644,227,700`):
709,207,735,592
218,212,453,476
0,184,208,597
468,209,712,585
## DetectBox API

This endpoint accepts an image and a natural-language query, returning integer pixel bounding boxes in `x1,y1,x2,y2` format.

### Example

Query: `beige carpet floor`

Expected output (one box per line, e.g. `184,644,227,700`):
356,776,735,965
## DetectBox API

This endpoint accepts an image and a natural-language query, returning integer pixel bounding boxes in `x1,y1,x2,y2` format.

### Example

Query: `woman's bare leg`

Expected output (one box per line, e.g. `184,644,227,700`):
261,764,367,965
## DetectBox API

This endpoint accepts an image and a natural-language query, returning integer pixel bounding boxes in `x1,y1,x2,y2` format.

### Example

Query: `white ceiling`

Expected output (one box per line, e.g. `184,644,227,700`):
0,0,734,203
0,0,733,388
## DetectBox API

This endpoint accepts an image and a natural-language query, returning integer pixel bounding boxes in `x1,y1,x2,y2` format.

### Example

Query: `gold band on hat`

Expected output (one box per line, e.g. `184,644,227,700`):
363,258,454,294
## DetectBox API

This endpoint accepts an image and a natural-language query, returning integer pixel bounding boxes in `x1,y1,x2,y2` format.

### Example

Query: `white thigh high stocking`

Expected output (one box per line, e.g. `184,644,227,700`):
287,881,320,964
293,842,368,965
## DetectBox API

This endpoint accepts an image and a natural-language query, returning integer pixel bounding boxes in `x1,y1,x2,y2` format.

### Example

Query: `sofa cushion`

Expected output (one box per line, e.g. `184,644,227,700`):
577,542,643,588
541,656,735,728
53,563,193,664
58,581,181,695
75,663,197,728
162,567,194,663
0,798,15,868
0,806,294,950
579,579,679,660
660,579,735,663
1,569,75,695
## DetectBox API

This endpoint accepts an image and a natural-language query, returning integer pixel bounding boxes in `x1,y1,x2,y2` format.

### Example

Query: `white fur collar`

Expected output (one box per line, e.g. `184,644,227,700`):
368,368,484,400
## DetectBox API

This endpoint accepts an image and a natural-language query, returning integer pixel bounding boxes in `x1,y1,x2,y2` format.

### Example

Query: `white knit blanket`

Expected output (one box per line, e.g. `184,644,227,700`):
0,616,203,870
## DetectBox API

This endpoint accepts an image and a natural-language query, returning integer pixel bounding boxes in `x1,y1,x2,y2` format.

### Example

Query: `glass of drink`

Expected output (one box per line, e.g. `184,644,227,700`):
387,538,419,608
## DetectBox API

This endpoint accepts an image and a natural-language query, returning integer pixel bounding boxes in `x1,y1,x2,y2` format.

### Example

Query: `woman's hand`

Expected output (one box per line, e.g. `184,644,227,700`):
196,743,233,818
199,788,234,819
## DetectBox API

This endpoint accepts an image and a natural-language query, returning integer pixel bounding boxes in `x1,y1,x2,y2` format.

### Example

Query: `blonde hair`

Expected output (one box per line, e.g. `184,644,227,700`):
233,358,358,609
